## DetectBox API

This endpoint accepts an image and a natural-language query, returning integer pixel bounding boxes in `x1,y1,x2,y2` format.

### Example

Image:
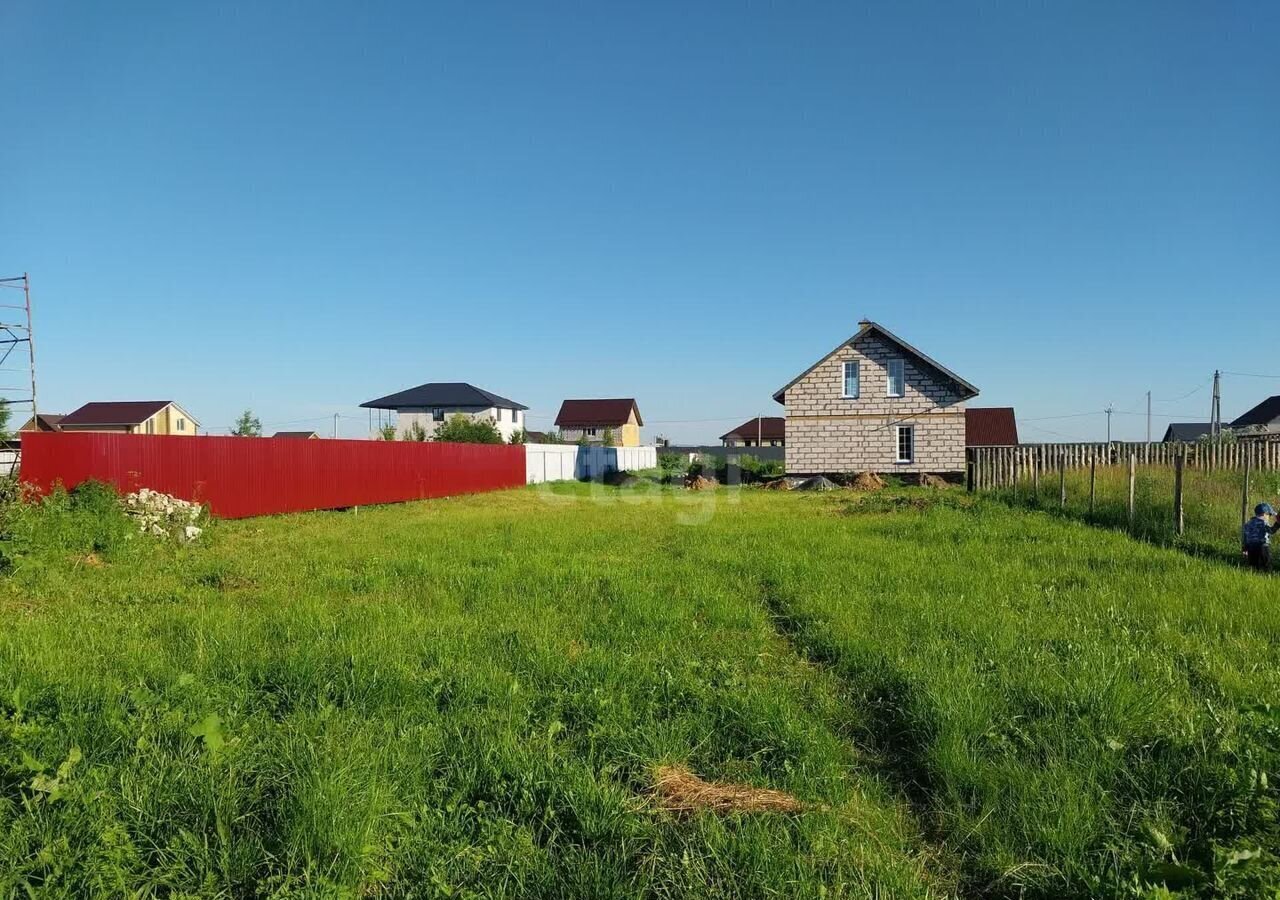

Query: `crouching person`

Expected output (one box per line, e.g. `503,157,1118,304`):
1242,502,1277,572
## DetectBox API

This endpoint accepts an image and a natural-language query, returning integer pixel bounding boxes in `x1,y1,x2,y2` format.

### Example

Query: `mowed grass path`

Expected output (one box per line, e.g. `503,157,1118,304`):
1,483,1278,897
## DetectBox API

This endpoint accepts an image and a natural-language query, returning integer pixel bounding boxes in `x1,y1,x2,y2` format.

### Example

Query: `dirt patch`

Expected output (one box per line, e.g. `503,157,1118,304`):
758,478,793,490
70,552,105,568
684,475,718,491
848,472,887,492
919,473,952,489
652,764,802,815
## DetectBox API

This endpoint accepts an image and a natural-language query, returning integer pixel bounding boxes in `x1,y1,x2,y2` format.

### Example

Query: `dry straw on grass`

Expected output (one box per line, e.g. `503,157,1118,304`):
651,765,803,815
849,472,887,491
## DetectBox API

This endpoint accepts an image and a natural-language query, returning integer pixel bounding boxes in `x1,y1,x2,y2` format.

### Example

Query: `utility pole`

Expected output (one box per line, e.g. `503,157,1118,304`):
333,412,339,439
1146,390,1151,444
1105,405,1114,444
1210,370,1222,437
757,413,762,447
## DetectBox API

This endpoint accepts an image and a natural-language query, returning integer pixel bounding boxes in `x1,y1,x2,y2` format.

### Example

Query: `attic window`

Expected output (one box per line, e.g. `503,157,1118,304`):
887,359,905,397
842,361,860,398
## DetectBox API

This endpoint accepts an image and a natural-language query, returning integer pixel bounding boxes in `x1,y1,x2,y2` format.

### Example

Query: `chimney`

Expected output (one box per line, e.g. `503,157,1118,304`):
857,318,873,328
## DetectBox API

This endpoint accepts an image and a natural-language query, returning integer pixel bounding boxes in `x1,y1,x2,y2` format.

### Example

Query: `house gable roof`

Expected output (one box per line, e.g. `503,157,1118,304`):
1231,396,1280,429
60,400,181,427
360,382,527,411
720,416,785,442
772,320,979,404
554,398,643,427
964,407,1018,446
19,413,65,432
273,431,319,439
1162,422,1213,442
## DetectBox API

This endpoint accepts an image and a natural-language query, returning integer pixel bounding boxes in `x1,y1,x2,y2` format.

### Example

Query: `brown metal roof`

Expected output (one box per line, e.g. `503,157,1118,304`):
272,431,319,439
965,407,1018,446
720,416,785,442
19,413,65,432
554,398,643,427
60,400,173,427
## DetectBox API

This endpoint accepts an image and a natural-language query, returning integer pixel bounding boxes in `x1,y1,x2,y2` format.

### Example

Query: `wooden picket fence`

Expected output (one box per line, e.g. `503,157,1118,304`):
967,440,1280,491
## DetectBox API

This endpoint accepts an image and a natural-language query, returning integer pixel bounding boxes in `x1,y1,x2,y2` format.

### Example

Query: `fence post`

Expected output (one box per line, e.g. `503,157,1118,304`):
1088,454,1096,519
1174,451,1185,536
1012,449,1019,500
1033,456,1040,500
1241,453,1251,524
1127,453,1136,529
1059,454,1066,509
967,456,975,493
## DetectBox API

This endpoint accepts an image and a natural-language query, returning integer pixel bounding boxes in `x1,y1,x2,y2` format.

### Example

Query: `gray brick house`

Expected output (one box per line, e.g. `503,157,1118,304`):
773,320,979,476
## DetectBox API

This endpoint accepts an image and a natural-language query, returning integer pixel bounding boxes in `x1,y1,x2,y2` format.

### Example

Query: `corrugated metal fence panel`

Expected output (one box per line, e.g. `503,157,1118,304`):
18,433,526,518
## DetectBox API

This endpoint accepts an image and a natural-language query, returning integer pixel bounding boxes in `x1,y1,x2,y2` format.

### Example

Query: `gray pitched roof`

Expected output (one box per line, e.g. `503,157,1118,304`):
772,320,979,404
1231,396,1280,428
360,382,527,411
1162,423,1213,442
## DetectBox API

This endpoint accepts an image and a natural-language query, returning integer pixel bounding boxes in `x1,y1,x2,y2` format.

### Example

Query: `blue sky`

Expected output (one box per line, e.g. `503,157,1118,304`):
1,2,1276,441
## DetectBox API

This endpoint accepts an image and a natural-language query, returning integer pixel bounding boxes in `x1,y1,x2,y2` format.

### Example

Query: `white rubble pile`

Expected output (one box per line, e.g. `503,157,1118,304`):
123,488,205,541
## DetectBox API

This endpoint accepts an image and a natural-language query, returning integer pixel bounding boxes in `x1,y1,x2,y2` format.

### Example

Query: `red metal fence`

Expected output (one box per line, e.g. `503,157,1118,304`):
19,432,526,519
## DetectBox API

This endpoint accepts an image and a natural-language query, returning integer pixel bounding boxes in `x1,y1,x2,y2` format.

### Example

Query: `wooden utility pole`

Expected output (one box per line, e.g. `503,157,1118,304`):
1127,453,1136,528
1174,451,1185,535
1210,370,1222,438
1059,454,1066,508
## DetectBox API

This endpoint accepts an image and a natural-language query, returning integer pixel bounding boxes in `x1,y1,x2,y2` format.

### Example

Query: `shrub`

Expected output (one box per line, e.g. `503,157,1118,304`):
657,452,686,482
0,480,138,567
433,414,503,444
377,423,397,441
405,420,428,442
508,428,527,445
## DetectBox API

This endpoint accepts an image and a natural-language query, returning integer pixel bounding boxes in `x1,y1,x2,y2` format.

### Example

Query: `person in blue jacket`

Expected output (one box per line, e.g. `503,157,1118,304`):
1241,502,1278,571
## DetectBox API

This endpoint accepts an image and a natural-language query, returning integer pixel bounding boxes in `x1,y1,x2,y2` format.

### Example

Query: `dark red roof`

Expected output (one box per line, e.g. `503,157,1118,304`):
554,398,643,427
720,416,785,442
272,431,319,439
60,400,173,427
965,407,1018,446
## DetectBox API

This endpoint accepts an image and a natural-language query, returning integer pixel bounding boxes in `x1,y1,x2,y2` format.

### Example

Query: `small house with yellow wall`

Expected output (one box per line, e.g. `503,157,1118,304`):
57,400,201,435
554,398,643,447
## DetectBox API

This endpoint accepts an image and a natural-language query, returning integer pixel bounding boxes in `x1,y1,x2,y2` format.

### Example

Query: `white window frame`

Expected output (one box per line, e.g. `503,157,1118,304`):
176,417,185,432
896,425,914,463
842,360,860,398
887,359,905,397
585,427,598,437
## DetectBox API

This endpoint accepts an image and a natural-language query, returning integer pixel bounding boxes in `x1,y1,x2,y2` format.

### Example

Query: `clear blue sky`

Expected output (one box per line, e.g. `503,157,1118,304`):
1,2,1276,441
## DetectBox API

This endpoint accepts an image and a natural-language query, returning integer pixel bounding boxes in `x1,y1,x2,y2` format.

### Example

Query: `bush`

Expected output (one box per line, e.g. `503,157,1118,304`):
738,455,785,483
433,414,503,444
657,452,687,482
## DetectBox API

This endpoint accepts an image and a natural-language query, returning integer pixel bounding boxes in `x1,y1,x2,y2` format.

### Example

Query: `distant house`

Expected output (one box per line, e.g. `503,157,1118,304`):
554,399,643,447
18,412,65,432
360,382,527,442
1162,423,1213,443
524,430,553,443
57,401,200,435
720,416,785,448
1231,396,1280,434
773,320,978,475
965,408,1018,447
273,430,320,439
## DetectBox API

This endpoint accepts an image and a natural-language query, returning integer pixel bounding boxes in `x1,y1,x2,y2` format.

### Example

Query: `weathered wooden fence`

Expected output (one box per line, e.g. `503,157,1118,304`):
967,440,1280,491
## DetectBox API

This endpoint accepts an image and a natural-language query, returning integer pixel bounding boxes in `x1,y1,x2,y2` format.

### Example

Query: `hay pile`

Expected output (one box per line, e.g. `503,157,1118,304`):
684,475,718,491
849,472,886,491
758,478,793,491
919,473,952,489
652,765,802,815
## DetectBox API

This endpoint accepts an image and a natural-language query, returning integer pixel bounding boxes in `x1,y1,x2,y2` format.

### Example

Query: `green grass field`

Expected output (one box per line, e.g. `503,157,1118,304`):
1,482,1278,898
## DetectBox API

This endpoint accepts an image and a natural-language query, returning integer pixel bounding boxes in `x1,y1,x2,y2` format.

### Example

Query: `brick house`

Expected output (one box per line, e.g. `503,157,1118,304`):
772,321,978,475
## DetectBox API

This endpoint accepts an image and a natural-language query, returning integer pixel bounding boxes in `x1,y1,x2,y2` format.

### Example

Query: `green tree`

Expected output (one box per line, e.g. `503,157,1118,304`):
0,399,11,442
601,427,615,446
508,427,527,445
232,409,261,437
433,414,503,444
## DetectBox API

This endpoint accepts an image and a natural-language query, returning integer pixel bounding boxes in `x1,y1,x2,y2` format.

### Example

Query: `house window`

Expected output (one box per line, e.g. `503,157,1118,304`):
896,425,914,463
496,408,504,422
431,408,444,422
176,418,185,432
586,427,597,437
145,419,155,435
843,360,860,398
887,359,905,397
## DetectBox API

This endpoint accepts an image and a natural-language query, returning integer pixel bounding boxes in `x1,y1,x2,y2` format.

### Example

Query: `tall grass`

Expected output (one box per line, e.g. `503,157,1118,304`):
0,483,1276,896
988,463,1280,562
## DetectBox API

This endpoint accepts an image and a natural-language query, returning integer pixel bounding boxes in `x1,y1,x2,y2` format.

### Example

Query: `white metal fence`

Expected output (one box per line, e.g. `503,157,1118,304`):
525,444,658,484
